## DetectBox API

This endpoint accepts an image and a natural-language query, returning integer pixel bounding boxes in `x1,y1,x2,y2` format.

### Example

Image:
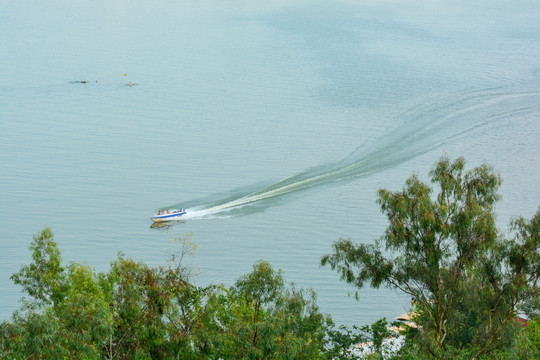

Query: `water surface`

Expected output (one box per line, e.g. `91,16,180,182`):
1,0,539,326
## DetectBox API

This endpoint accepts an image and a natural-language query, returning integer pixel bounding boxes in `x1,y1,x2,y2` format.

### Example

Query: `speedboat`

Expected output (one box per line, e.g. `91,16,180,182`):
151,209,186,222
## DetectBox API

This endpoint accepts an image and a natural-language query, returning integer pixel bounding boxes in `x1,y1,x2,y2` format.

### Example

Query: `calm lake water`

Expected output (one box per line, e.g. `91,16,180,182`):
1,0,539,326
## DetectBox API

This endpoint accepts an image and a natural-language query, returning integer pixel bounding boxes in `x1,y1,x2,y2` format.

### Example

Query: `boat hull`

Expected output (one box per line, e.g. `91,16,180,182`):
151,210,186,222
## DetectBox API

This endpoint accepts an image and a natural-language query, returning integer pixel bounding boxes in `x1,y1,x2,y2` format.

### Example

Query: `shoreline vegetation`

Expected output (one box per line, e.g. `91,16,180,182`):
1,156,538,359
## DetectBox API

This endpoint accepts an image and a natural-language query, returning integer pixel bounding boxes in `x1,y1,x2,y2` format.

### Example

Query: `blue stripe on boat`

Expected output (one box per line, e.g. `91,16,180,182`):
153,212,186,219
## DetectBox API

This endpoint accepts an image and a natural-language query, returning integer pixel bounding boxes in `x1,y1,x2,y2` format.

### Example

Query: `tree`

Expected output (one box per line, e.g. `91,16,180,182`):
1,230,330,359
216,260,328,360
102,235,219,360
56,263,112,359
10,227,66,307
0,308,67,359
322,156,540,359
323,318,399,360
1,230,215,360
1,229,111,359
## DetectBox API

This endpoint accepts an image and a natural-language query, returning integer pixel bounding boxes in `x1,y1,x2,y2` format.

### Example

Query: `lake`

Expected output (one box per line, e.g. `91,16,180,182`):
1,0,539,327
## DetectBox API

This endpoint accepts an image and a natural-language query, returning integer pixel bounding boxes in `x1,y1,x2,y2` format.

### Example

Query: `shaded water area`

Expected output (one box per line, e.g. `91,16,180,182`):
1,0,540,326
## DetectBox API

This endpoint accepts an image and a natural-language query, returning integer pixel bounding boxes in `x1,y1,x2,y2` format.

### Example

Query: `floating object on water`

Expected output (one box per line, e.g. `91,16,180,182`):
151,209,187,222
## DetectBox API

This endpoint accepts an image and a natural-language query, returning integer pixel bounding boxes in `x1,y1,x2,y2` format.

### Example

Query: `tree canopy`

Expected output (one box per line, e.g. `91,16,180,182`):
2,155,538,359
1,231,328,360
322,155,540,359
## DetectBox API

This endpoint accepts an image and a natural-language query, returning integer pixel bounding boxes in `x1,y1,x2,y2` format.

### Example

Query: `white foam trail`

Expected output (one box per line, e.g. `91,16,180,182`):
166,89,540,220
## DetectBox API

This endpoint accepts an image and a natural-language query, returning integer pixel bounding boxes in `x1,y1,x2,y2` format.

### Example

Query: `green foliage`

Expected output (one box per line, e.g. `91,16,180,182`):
324,322,368,360
0,309,67,360
57,263,112,358
368,318,393,352
524,317,540,353
10,227,66,307
322,156,540,359
2,156,537,359
217,261,327,360
324,318,403,360
1,230,328,359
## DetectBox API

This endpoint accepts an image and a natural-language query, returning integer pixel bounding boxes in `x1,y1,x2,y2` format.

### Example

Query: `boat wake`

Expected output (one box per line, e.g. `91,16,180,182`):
165,87,540,221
